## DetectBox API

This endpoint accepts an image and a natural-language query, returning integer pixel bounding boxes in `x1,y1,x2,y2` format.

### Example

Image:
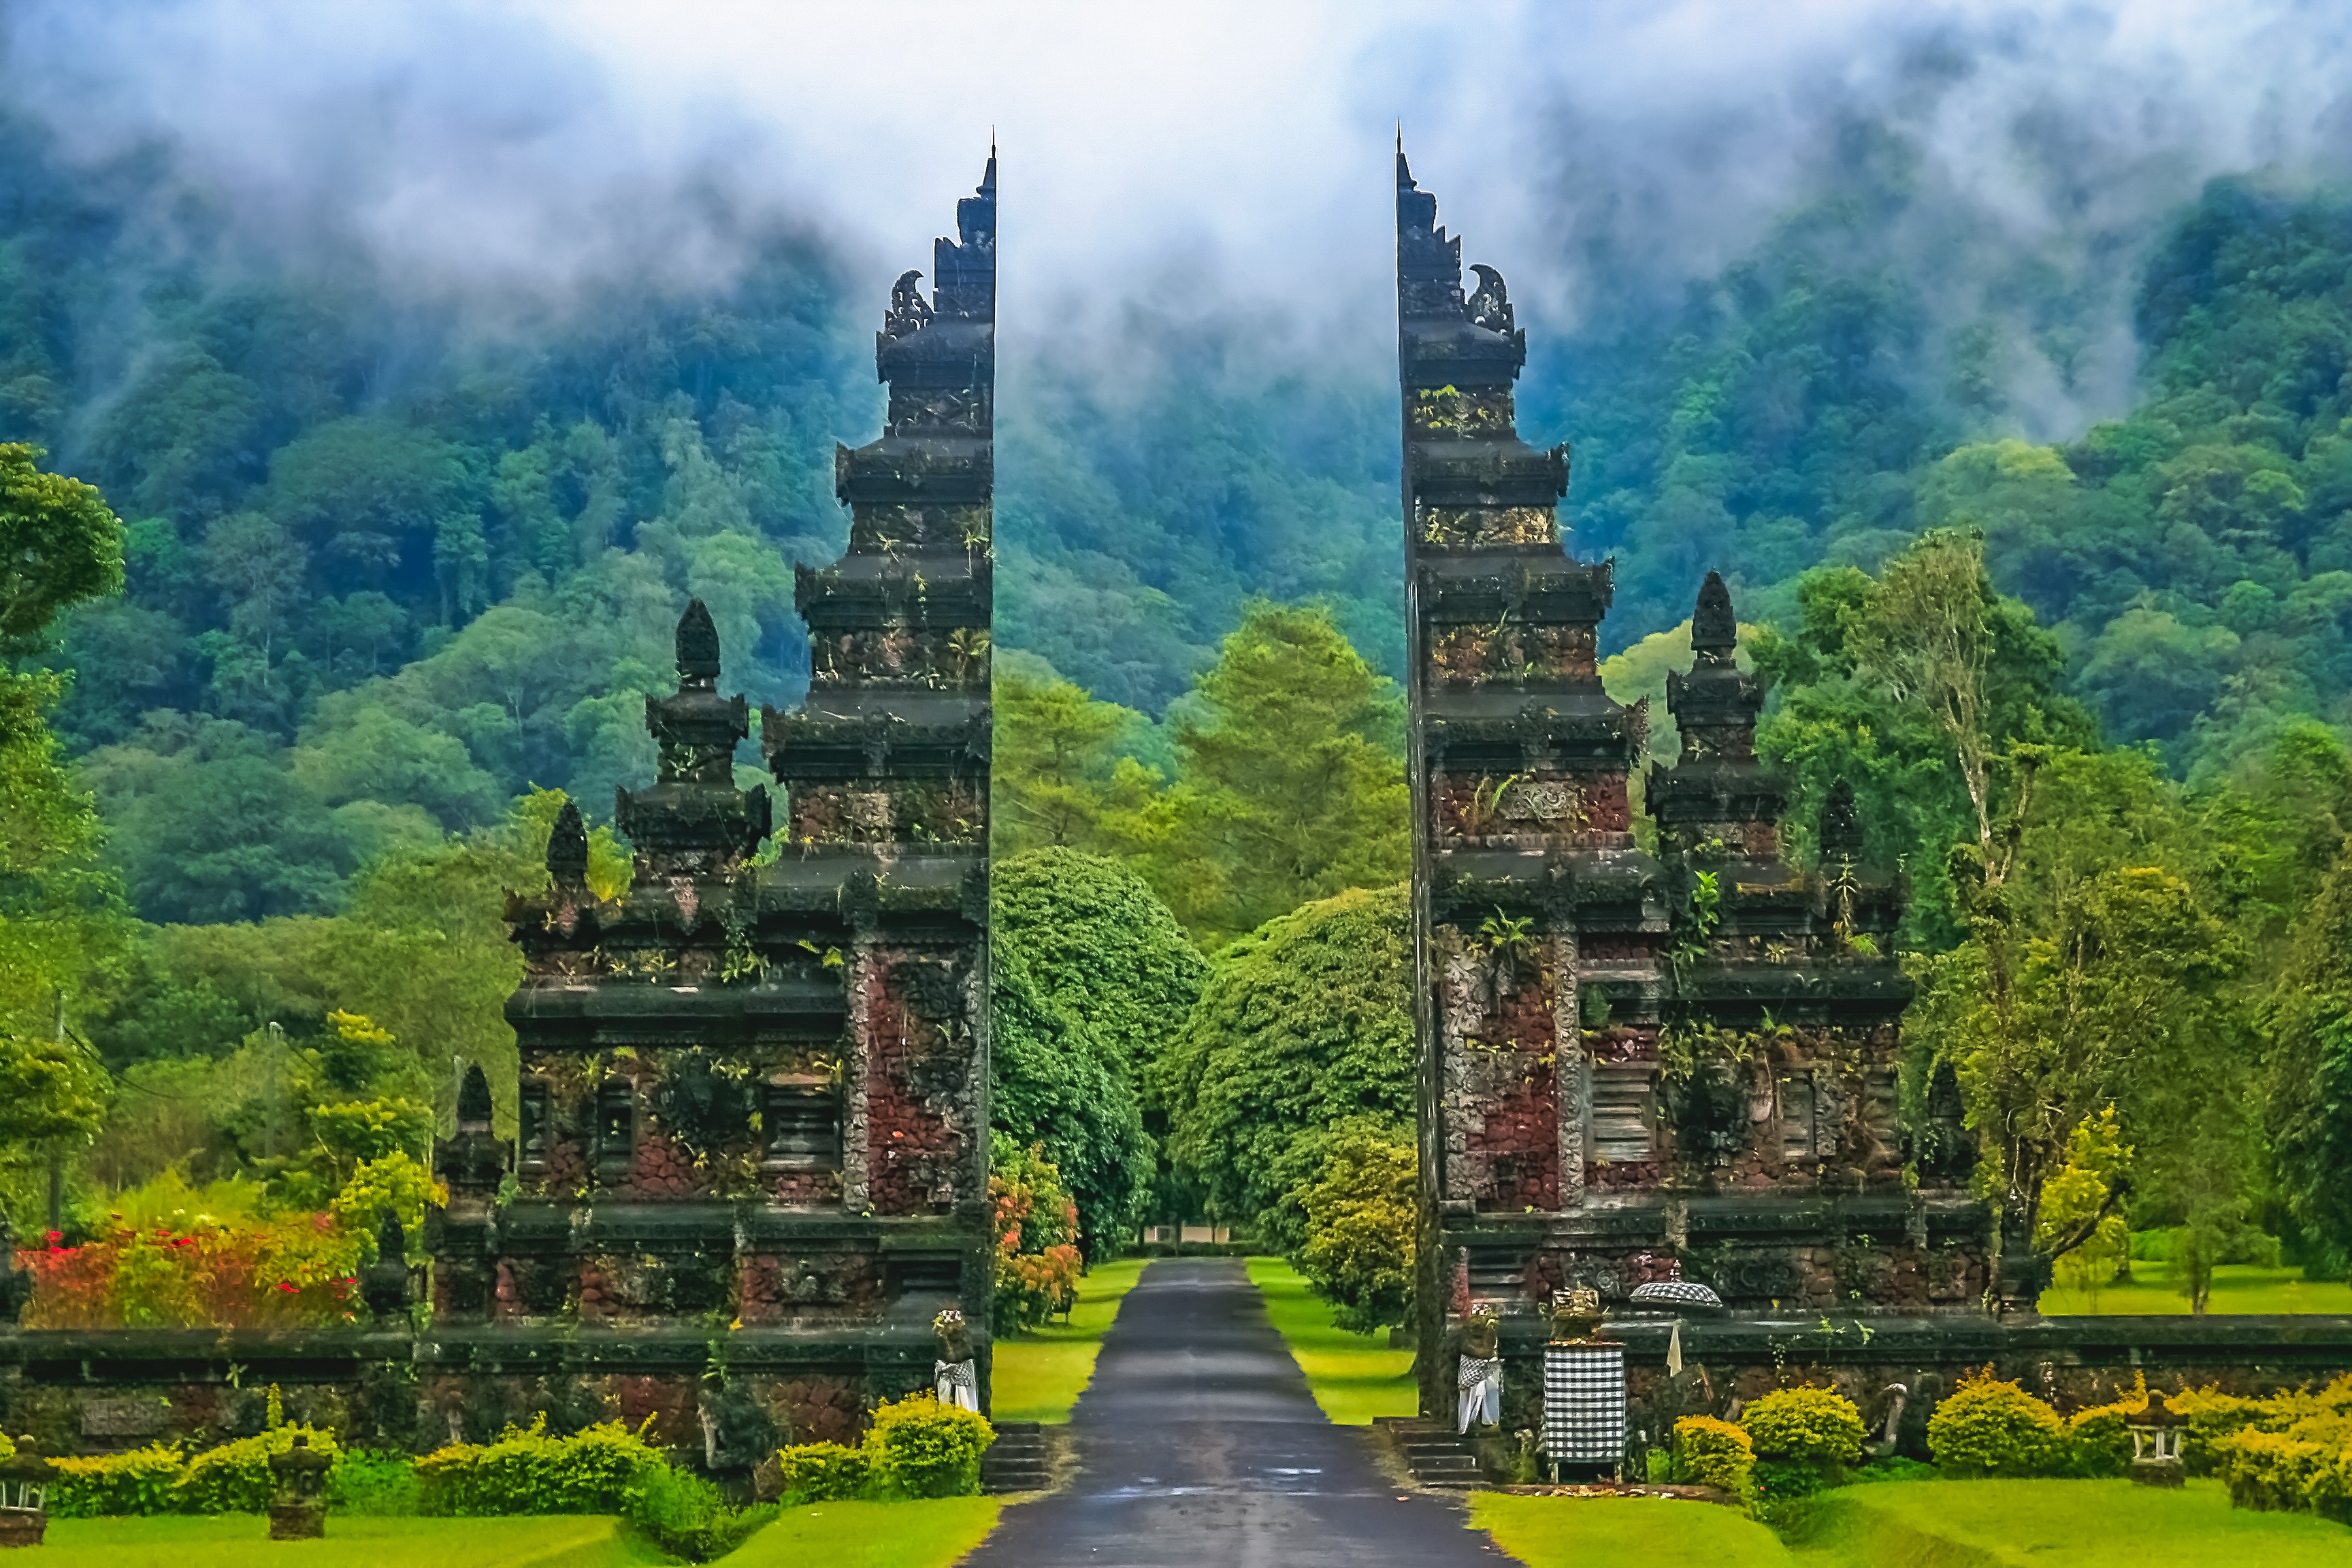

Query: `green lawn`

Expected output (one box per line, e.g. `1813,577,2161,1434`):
1244,1255,1418,1424
715,1498,999,1567
989,1256,1149,1423
39,1515,662,1567
1475,1480,2352,1567
40,1503,1001,1568
2039,1259,2352,1315
1473,1492,1797,1566
1782,1478,2352,1567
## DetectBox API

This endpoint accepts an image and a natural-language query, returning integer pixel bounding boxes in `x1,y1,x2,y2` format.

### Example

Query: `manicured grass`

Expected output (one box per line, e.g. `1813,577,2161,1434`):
989,1256,1149,1423
1472,1492,1797,1566
1244,1255,1417,1424
2039,1259,2352,1315
1782,1478,2352,1567
1476,1478,2352,1567
714,1498,1000,1567
39,1515,662,1567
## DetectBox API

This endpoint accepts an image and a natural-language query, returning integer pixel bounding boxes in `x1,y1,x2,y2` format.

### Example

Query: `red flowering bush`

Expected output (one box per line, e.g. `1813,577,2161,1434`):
20,1210,361,1329
990,1138,1081,1334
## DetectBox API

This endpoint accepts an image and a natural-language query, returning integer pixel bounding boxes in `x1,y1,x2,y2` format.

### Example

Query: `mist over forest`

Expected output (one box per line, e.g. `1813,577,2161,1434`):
8,2,2352,1281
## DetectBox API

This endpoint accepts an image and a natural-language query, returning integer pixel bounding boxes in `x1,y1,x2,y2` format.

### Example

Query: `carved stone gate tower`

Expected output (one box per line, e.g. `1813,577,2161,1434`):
427,155,996,1463
1396,148,2001,1433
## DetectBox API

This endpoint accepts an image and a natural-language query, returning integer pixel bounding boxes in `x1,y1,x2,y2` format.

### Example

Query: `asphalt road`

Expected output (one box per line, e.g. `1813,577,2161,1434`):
964,1258,1515,1567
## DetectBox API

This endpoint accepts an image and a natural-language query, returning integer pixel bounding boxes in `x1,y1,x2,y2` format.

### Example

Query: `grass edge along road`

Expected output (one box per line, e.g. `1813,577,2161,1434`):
1478,1477,2352,1568
40,1499,1004,1568
988,1256,1149,1423
1473,1492,1797,1567
1245,1254,1418,1424
718,1498,1001,1567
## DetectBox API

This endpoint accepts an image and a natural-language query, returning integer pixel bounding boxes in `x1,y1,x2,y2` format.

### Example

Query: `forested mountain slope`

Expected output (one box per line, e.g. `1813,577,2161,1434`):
5,93,2352,922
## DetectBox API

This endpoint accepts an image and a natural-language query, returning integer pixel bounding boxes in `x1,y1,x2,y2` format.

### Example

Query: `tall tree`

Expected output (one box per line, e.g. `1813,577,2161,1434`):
1157,884,1414,1241
2262,845,2352,1277
1129,602,1409,945
990,668,1148,856
1907,748,2244,1259
0,444,123,654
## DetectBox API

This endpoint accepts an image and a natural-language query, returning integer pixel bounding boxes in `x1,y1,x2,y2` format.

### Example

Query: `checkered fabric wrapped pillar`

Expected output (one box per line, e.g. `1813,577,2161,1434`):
1542,1343,1626,1463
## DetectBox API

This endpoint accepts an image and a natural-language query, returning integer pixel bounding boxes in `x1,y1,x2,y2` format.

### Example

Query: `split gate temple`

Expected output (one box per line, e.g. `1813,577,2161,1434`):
1393,148,2352,1445
3,145,2352,1473
427,154,999,1453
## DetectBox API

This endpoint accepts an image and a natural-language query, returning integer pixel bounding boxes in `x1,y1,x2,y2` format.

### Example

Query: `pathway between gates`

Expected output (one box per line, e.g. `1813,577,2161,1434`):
965,1258,1515,1567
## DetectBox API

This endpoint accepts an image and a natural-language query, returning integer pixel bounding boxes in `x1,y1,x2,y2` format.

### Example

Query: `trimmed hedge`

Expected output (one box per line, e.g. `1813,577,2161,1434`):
772,1393,996,1504
180,1425,341,1514
416,1418,662,1516
1926,1372,2064,1477
774,1441,871,1503
2063,1378,2270,1477
2212,1375,2352,1523
1740,1386,1865,1502
50,1444,186,1518
1671,1415,1755,1504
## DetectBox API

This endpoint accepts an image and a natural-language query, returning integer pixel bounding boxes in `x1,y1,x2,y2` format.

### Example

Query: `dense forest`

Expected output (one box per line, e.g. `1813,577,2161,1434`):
6,79,2352,1320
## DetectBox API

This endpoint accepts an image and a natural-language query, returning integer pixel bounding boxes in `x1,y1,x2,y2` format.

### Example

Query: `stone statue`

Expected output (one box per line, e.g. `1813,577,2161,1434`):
1548,1287,1603,1345
1456,1303,1502,1435
933,1307,978,1412
885,270,934,340
267,1433,332,1539
1467,263,1514,335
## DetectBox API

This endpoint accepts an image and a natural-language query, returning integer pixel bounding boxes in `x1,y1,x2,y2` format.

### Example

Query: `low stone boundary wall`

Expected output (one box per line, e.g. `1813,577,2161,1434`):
1471,1312,2352,1460
0,1320,958,1467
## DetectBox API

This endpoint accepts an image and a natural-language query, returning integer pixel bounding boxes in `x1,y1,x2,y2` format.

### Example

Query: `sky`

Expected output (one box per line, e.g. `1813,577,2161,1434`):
9,0,2352,419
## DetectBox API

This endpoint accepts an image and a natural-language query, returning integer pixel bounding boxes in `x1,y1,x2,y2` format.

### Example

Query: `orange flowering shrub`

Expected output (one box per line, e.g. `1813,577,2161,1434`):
20,1210,361,1329
990,1139,1081,1333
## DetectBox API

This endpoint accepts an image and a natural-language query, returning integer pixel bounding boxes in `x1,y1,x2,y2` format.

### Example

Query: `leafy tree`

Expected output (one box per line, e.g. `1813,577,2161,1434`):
988,930,1148,1256
2034,1108,2132,1301
1754,542,2093,946
1124,602,1409,945
1288,1120,1416,1334
79,713,361,922
0,443,122,652
2261,844,2352,1278
1158,884,1414,1239
992,849,1205,1082
1907,749,2244,1257
994,847,1207,1228
990,665,1149,856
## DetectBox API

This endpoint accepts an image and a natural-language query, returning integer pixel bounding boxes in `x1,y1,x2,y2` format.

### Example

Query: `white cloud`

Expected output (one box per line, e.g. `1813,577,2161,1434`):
8,0,2351,419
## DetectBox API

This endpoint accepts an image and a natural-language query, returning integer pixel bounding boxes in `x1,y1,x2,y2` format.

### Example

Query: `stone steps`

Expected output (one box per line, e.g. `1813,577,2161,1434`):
1373,1416,1482,1489
982,1420,1054,1494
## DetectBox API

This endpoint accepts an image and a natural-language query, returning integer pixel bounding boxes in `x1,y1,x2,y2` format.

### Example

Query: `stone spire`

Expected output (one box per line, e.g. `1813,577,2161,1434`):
1692,569,1737,664
544,800,589,897
615,599,768,874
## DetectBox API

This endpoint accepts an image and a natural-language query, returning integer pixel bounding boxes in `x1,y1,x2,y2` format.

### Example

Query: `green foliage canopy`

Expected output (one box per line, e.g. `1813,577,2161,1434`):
1158,884,1414,1240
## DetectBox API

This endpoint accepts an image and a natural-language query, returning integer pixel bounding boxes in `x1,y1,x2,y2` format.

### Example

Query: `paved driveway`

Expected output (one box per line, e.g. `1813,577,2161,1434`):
966,1258,1516,1567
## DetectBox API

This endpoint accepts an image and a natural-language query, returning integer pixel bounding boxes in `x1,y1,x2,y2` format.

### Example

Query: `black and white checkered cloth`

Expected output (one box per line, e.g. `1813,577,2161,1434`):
1542,1344,1626,1463
934,1358,978,1412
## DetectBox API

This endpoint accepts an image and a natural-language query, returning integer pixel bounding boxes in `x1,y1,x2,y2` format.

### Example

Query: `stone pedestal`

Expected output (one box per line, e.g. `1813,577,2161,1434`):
0,1513,44,1548
270,1500,327,1539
